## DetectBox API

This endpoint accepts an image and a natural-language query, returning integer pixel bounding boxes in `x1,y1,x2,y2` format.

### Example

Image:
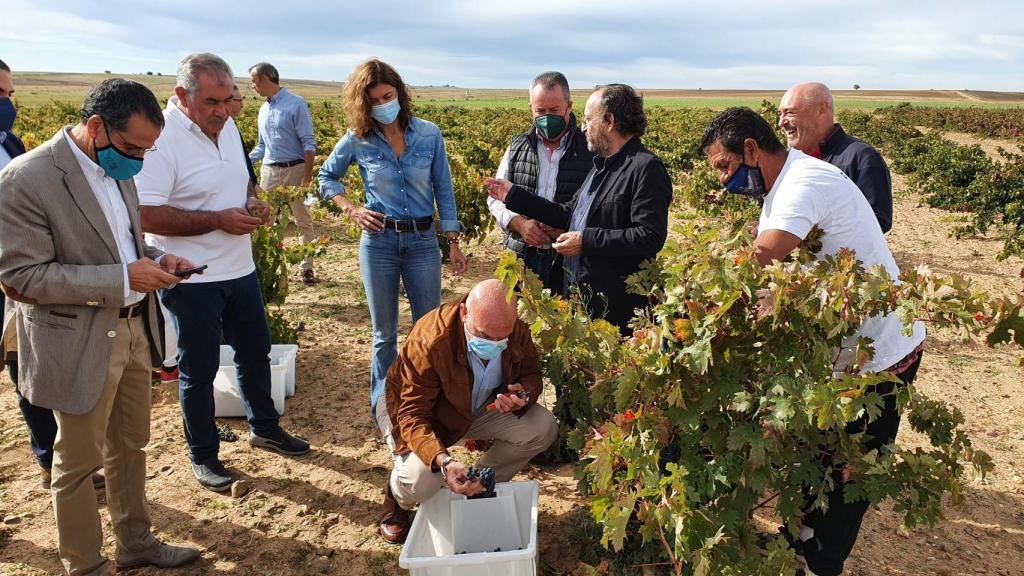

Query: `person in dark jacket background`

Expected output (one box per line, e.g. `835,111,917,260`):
486,71,594,294
487,83,672,334
779,82,893,233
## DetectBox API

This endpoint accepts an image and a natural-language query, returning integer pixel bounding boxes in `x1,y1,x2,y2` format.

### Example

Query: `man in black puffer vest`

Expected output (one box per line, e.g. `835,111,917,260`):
487,72,593,294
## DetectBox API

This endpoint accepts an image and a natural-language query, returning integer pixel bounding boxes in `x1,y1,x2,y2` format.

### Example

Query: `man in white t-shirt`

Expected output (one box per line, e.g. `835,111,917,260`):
135,53,309,493
701,107,925,576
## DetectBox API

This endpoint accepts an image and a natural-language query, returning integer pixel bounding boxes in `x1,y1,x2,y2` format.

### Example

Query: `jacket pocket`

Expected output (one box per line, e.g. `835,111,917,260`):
25,311,76,330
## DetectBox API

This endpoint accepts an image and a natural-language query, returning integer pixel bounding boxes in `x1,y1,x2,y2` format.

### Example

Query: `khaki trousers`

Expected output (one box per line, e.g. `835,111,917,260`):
51,315,157,575
377,401,558,510
260,163,315,272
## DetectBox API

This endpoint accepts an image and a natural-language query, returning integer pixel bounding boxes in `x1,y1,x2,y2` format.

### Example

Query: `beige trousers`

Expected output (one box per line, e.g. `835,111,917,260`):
377,400,558,510
259,163,315,272
51,315,157,575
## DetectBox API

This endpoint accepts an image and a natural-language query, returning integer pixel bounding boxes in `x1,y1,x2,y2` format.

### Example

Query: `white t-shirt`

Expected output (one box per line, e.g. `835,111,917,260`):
135,97,255,283
759,149,925,373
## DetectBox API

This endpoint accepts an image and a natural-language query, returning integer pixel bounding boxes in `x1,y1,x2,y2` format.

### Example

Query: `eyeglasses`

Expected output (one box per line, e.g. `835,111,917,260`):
104,121,157,157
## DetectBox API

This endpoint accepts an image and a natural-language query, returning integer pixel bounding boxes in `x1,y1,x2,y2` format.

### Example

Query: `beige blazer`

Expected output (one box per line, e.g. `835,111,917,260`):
0,128,163,414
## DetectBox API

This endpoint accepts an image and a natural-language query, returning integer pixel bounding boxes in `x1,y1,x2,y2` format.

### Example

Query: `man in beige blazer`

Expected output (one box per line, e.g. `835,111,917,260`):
0,79,200,575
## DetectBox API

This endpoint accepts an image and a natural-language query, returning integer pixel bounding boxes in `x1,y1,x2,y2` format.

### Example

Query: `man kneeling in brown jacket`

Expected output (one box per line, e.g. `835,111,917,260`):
374,278,558,544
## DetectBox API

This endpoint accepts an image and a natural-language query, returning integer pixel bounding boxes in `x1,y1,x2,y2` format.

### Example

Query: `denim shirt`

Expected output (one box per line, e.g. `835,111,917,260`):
317,117,461,232
249,88,316,164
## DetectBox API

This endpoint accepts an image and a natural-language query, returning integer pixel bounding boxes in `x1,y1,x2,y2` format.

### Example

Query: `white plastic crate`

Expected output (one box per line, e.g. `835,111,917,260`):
399,481,538,576
212,344,298,417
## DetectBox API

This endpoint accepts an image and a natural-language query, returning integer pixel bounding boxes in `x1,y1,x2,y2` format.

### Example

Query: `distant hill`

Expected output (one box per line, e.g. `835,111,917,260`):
10,72,1024,109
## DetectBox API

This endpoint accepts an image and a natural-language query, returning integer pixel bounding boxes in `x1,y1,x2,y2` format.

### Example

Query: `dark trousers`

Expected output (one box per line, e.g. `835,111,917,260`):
10,359,58,469
160,271,279,465
521,247,564,295
800,354,923,576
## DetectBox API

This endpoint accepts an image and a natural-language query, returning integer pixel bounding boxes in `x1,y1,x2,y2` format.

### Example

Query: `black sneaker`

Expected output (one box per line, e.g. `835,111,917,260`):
249,428,310,456
191,458,234,492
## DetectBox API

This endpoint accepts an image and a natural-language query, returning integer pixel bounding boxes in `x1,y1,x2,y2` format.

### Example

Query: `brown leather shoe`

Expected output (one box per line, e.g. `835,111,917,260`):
378,483,410,545
115,540,200,570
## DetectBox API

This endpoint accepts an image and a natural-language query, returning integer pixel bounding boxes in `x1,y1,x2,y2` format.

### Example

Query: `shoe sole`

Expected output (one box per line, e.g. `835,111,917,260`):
249,435,311,456
196,479,233,492
115,553,201,571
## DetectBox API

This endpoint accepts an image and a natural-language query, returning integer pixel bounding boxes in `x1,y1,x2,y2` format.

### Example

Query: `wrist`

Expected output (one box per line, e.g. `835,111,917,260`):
439,456,454,480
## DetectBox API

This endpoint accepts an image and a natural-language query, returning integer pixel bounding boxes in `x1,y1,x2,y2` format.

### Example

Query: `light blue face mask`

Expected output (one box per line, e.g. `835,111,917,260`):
371,98,401,125
467,333,508,361
96,120,145,180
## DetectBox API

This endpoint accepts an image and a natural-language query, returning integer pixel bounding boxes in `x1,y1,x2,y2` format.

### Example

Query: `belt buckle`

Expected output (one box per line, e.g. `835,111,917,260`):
387,219,401,232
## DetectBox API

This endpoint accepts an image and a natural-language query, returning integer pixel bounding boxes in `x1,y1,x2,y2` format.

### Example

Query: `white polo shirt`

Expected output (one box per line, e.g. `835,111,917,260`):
759,149,925,373
135,97,254,283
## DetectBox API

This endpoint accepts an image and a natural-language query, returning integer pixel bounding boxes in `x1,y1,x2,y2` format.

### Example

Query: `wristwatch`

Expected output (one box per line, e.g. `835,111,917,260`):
439,456,455,481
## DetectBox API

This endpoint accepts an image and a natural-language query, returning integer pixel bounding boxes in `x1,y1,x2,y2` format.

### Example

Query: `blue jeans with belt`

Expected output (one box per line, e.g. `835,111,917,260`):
359,228,442,420
160,271,279,465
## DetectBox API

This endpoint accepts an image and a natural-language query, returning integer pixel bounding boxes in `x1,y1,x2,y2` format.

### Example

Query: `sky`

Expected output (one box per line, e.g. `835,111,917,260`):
1,0,1021,91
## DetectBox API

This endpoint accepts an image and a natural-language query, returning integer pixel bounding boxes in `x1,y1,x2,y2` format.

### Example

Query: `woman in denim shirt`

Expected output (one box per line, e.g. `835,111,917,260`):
318,59,467,422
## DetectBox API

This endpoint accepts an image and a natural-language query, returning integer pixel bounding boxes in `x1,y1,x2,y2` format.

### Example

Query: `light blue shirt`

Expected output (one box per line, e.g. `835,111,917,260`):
317,117,462,232
249,87,316,164
466,332,504,414
564,151,621,279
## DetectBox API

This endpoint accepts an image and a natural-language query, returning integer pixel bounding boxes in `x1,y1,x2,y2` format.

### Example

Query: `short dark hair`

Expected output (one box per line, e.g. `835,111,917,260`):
0,59,10,73
700,107,784,156
250,62,279,84
596,83,646,136
80,79,164,131
531,71,570,101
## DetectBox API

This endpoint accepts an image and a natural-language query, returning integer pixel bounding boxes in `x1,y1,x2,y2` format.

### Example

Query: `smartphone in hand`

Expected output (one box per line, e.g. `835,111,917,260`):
173,264,208,278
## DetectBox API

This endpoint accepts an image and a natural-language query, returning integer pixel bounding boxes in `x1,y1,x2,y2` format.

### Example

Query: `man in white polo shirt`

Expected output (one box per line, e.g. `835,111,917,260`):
701,107,925,576
135,53,309,493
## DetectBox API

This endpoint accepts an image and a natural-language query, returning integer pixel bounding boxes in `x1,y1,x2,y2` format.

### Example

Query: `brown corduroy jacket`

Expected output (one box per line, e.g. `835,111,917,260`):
384,294,543,468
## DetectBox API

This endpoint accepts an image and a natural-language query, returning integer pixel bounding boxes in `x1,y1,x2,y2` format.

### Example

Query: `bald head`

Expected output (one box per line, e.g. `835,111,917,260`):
462,279,518,341
779,82,836,152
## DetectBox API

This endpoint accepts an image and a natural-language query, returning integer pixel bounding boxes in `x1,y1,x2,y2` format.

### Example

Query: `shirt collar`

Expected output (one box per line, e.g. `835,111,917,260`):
63,127,108,179
267,87,288,104
167,96,204,135
819,123,843,153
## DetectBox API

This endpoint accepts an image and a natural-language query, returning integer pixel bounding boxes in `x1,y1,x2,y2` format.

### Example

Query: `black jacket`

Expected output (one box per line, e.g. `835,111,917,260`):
820,124,893,233
505,136,672,334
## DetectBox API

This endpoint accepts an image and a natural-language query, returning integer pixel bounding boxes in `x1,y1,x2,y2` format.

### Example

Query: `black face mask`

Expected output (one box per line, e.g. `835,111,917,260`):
724,163,767,198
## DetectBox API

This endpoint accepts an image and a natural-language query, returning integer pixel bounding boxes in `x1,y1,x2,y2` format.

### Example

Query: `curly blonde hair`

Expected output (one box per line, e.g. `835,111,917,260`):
343,59,413,139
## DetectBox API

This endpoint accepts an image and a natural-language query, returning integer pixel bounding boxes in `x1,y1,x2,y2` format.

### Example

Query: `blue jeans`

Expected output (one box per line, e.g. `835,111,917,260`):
359,228,442,419
160,271,279,465
9,360,58,469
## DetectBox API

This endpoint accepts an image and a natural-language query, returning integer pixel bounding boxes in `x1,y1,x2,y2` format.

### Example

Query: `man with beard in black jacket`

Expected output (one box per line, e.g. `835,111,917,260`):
487,83,672,335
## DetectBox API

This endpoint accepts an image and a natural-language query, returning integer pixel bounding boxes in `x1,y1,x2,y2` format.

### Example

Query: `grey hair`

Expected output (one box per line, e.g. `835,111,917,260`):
531,71,570,102
176,53,233,94
249,62,280,84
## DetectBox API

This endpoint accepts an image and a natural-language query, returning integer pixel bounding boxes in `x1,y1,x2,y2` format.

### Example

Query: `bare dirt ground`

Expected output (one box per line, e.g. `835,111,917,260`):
2,137,1024,576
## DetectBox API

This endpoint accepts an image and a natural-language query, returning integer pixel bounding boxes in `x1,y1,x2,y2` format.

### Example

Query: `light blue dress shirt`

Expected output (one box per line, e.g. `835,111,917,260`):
249,87,316,164
466,333,504,415
317,117,462,233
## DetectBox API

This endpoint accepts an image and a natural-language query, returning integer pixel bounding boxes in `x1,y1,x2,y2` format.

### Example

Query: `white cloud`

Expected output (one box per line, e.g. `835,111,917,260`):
0,0,1021,90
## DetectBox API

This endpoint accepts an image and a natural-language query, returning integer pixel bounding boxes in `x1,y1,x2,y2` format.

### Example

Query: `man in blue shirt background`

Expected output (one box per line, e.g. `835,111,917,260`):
249,62,319,284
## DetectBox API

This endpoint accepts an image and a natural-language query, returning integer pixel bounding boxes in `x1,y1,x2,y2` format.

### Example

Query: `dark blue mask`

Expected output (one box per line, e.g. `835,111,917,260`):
724,163,767,198
0,98,16,132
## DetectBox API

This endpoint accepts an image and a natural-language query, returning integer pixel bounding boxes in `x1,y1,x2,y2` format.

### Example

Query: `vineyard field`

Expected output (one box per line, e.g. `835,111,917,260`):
1,91,1024,575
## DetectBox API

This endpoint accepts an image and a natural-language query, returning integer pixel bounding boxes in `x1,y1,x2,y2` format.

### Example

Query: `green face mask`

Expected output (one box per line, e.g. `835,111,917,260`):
534,114,567,140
